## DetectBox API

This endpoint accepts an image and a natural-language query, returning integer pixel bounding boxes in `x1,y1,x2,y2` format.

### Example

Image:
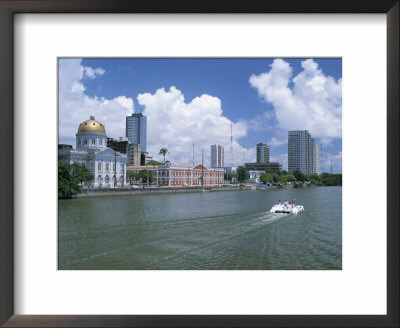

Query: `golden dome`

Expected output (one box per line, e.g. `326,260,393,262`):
77,116,106,134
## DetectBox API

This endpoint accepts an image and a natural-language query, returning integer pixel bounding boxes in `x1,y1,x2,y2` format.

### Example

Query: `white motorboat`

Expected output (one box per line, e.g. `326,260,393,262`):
270,203,304,215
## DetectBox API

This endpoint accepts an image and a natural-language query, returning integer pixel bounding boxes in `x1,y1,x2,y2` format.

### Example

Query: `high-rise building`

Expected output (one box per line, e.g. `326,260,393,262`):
256,143,270,163
288,130,313,175
210,144,224,168
312,139,320,174
126,113,147,152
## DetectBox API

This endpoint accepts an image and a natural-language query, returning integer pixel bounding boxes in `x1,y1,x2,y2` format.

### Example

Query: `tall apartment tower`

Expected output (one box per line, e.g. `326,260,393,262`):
256,143,270,163
126,113,147,152
312,139,321,174
210,144,224,168
288,130,313,175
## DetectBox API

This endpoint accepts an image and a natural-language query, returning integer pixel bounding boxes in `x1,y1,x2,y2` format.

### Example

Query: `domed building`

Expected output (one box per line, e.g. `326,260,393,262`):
58,116,127,188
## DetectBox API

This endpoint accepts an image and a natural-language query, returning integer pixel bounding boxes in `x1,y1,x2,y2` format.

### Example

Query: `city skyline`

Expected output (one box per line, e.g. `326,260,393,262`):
58,58,342,172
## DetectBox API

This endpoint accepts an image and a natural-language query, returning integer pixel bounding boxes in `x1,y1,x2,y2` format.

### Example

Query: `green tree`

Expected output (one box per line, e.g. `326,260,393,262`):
224,171,238,183
159,147,169,164
145,160,163,166
260,173,273,183
58,163,92,199
126,171,139,184
319,173,342,186
277,175,287,183
237,166,248,182
285,174,296,182
138,170,154,184
71,163,94,185
307,173,319,184
293,170,306,182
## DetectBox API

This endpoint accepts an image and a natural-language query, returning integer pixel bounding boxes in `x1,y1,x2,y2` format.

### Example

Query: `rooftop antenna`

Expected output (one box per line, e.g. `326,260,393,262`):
230,123,233,167
192,142,195,166
202,148,204,187
242,141,245,164
320,144,324,173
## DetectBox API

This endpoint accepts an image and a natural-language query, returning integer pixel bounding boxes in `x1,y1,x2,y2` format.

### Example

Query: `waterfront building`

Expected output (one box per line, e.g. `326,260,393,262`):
107,137,141,166
140,152,153,165
288,130,313,175
244,162,282,174
312,139,321,174
210,144,224,168
58,116,127,187
127,144,141,166
249,170,263,183
127,164,224,187
126,113,147,152
107,137,128,153
256,143,270,163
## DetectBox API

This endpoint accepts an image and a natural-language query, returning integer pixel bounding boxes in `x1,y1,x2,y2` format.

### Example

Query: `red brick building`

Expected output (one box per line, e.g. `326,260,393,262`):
127,164,224,187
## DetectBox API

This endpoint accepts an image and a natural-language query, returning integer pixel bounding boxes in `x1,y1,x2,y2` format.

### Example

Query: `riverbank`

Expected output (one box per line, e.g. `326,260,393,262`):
77,185,252,198
70,183,319,198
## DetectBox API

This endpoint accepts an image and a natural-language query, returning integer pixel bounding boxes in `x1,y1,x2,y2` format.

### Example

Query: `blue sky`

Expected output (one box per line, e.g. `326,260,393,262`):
58,58,342,172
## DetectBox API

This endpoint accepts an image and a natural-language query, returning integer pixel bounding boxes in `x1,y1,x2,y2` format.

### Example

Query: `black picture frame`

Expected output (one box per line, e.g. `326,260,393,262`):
0,0,398,327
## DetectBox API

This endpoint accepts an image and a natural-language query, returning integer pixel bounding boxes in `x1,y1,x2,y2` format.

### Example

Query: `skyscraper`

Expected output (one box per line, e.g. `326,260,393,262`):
312,139,320,174
288,130,313,175
210,144,224,168
126,113,147,152
256,143,270,163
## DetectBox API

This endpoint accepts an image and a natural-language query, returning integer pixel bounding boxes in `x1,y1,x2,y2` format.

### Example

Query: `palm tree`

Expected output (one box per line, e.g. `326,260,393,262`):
159,147,169,164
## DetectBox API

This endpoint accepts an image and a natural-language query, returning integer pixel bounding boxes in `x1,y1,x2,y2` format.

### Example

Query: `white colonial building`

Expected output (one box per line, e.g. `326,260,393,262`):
58,116,127,188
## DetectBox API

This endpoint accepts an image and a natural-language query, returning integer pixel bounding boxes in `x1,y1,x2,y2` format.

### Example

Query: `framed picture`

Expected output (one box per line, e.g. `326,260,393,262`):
0,0,398,327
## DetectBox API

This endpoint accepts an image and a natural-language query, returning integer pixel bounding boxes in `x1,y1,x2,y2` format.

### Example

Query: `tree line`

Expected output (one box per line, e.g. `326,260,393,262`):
225,167,342,186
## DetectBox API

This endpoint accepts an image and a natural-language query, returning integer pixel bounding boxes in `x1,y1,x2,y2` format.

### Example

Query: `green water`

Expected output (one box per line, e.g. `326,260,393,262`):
58,187,342,270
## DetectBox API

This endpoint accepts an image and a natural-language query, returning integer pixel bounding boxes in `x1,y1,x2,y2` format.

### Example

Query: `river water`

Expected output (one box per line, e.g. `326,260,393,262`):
58,186,342,270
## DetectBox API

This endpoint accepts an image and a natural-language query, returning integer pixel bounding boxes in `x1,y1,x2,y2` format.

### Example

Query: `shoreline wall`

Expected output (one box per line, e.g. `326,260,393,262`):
76,185,252,198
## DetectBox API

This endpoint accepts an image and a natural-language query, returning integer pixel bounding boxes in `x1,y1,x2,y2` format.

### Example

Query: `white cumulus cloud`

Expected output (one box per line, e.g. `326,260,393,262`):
59,59,134,146
137,86,249,166
84,66,105,79
249,58,342,142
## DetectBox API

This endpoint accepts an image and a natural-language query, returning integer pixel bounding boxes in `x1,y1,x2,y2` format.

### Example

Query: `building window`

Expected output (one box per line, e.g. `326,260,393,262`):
98,163,102,171
113,164,116,172
106,163,109,172
92,138,96,146
120,164,124,171
84,138,88,145
99,139,103,146
97,175,102,185
105,175,109,184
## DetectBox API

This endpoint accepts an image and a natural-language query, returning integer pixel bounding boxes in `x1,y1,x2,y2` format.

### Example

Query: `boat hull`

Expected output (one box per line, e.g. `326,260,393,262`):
270,204,304,215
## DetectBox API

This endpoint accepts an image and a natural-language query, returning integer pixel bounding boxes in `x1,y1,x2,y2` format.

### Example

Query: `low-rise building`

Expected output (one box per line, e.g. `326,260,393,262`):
249,170,263,183
244,162,282,174
127,164,224,187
